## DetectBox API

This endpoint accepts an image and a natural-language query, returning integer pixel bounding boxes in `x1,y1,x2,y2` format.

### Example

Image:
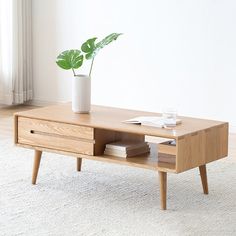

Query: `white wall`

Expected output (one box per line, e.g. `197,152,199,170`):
32,0,236,131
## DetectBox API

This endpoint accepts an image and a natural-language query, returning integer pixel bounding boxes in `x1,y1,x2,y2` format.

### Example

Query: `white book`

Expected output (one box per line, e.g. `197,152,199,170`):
145,136,175,144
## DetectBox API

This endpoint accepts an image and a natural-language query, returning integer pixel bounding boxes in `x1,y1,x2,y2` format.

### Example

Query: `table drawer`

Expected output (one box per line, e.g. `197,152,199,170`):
17,117,94,155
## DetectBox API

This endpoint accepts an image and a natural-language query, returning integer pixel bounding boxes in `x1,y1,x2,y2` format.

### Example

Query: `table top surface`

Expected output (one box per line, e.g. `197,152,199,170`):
15,103,227,139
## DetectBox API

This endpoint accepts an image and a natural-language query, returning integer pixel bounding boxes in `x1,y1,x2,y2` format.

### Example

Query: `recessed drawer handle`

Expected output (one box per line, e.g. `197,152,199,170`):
29,129,95,143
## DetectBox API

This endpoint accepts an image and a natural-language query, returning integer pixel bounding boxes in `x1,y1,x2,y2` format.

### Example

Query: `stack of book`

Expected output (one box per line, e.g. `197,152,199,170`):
104,141,150,158
158,153,176,164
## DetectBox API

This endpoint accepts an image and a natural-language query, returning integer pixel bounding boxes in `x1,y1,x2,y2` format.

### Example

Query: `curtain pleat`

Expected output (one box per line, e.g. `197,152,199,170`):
0,0,33,105
0,0,13,104
12,0,33,104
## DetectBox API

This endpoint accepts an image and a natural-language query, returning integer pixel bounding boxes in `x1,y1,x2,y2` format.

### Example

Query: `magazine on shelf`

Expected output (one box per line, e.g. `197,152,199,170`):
123,116,182,128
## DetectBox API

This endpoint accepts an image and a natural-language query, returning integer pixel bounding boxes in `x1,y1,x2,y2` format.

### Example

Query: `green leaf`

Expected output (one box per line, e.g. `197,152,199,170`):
81,37,97,60
96,33,122,51
56,49,83,70
81,33,122,60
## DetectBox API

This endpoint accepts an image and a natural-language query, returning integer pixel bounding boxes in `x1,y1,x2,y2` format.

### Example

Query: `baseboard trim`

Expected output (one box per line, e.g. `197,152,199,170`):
230,125,236,134
25,99,68,107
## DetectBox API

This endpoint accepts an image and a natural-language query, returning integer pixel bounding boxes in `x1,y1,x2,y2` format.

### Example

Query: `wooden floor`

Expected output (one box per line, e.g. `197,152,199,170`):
0,105,37,139
0,104,235,160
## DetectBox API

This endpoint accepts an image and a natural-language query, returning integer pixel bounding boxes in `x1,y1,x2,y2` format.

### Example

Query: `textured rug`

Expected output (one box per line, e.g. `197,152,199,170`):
0,138,236,236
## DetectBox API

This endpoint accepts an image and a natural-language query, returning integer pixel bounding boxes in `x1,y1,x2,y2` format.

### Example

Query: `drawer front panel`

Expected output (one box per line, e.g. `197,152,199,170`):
17,117,94,155
18,117,94,140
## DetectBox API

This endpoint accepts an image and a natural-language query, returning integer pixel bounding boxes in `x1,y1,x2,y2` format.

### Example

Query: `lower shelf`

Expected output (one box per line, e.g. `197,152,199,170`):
83,142,176,172
87,153,176,172
17,143,176,173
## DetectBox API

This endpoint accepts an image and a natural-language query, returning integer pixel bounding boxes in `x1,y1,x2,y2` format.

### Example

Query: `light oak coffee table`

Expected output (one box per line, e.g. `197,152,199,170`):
14,103,228,210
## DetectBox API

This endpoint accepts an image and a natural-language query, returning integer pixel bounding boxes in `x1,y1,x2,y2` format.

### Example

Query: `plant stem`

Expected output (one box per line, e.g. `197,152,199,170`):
89,58,94,78
72,68,76,77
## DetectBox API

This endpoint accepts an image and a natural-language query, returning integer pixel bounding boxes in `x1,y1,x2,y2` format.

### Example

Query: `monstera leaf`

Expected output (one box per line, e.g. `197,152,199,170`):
81,33,122,60
81,38,97,60
56,49,83,70
96,33,122,51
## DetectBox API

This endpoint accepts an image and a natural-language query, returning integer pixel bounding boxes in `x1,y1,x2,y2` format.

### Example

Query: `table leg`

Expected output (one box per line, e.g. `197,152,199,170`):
158,171,167,210
32,150,42,185
77,158,82,172
199,164,208,194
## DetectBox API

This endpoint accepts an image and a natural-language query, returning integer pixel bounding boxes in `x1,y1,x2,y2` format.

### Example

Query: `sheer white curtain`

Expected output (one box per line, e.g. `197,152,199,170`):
0,0,32,105
0,0,13,104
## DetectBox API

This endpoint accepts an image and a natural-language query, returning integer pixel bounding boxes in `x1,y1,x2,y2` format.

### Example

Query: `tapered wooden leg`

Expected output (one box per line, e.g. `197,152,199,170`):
32,150,42,185
77,158,82,172
158,171,167,210
199,165,208,194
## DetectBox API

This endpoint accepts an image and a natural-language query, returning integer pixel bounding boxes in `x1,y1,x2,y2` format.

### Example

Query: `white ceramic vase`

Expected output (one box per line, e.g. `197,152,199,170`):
72,75,91,113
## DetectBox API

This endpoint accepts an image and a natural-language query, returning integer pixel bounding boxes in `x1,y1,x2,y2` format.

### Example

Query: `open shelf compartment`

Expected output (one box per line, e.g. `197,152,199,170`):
93,128,177,173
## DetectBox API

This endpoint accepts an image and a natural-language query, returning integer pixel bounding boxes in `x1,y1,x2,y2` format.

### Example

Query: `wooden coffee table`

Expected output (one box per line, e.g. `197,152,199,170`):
14,103,228,210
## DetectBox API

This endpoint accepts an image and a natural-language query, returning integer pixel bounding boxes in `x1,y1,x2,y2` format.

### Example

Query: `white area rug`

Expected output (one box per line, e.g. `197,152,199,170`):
0,138,236,236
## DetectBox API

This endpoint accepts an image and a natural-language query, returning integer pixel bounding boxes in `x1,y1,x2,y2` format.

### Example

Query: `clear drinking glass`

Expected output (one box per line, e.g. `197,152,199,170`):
162,108,177,125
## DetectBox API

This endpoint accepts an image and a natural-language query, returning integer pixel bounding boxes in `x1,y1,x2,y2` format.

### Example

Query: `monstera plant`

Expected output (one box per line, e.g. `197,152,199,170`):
55,33,122,114
56,33,122,77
